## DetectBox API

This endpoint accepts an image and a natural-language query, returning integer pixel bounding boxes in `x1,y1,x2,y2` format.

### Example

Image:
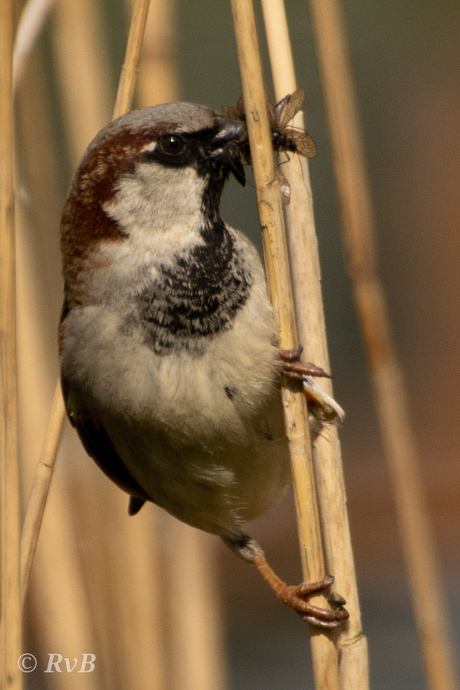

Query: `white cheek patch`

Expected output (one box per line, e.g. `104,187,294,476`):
91,163,211,300
103,163,206,239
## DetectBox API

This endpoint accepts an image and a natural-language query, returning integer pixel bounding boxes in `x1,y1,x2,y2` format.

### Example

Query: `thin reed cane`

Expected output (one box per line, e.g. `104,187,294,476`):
0,0,23,687
308,0,459,688
260,1,369,687
129,0,180,105
230,1,341,688
20,0,152,603
113,0,151,118
20,382,64,600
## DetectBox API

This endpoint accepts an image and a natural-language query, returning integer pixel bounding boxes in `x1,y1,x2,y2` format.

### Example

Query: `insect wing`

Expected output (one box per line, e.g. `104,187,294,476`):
222,105,241,120
286,129,317,158
273,93,292,125
276,88,306,129
222,96,245,122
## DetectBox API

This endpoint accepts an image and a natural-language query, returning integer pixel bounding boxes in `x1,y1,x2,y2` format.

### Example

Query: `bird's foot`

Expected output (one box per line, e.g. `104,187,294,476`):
280,578,348,628
279,345,330,378
278,346,345,423
254,553,349,629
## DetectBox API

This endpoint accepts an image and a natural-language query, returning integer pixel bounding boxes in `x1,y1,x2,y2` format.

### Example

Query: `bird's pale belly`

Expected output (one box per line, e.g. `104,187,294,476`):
63,306,290,535
102,387,290,538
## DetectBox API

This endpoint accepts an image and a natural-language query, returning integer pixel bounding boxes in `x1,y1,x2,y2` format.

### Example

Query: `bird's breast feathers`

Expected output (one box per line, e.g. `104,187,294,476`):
61,224,279,446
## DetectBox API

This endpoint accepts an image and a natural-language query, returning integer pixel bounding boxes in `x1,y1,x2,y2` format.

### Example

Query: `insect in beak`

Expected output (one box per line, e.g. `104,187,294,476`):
210,141,246,186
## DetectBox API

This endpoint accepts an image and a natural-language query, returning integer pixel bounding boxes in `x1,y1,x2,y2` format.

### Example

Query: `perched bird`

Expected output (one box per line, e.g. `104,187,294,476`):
59,102,347,627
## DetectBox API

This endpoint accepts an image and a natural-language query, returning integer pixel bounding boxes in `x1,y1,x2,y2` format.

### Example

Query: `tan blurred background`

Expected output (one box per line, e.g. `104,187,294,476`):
14,0,460,688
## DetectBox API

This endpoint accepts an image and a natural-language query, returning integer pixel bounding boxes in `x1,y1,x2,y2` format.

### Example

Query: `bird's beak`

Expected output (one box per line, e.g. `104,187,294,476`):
209,117,247,187
212,117,247,144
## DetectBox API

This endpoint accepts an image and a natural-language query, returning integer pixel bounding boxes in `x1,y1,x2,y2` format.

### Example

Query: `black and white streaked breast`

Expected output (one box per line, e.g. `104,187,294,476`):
134,222,253,355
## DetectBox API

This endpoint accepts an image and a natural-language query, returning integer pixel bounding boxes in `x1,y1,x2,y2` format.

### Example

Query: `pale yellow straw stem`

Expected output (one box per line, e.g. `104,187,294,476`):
230,1,341,687
113,0,152,119
129,0,180,105
52,0,112,162
20,382,65,601
260,0,369,687
0,0,22,687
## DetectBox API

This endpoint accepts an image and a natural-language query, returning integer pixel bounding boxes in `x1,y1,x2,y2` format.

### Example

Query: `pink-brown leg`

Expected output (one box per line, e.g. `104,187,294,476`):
253,553,349,628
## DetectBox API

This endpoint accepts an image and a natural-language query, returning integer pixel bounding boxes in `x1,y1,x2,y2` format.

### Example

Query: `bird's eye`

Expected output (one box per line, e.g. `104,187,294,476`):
158,134,186,156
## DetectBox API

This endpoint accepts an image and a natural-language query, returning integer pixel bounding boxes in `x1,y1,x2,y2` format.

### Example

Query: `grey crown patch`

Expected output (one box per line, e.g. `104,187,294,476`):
136,225,252,355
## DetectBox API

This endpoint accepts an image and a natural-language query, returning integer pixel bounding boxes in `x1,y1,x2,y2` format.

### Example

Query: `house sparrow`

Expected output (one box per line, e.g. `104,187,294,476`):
59,102,347,627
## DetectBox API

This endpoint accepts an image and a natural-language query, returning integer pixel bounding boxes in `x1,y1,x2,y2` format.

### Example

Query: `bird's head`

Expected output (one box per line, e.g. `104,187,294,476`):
60,103,247,303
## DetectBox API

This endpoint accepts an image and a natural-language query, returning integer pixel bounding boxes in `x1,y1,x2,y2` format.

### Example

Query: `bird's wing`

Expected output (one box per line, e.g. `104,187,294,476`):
62,377,149,505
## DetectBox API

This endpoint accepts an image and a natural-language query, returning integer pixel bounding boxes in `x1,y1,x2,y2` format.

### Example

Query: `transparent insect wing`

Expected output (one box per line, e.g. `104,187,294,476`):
285,129,317,158
237,96,245,117
221,105,241,120
222,96,245,122
273,93,292,123
276,88,306,129
267,100,278,129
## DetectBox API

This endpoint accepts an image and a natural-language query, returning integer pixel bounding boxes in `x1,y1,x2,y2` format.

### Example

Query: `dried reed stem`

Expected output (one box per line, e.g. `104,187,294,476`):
129,0,180,105
308,0,459,688
230,1,340,687
260,1,369,687
113,0,151,118
0,0,22,687
13,0,55,90
20,382,65,601
20,0,151,603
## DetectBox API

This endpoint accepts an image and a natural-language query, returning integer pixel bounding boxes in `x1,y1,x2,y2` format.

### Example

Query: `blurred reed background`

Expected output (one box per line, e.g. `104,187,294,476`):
11,0,460,688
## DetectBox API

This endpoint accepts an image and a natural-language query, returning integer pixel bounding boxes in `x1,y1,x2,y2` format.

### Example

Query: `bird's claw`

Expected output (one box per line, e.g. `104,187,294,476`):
282,575,349,629
279,346,330,378
253,554,349,630
278,346,345,423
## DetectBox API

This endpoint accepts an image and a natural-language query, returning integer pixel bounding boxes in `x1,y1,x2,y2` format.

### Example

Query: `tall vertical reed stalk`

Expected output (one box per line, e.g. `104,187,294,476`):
0,0,22,687
114,0,151,117
307,0,459,688
230,1,344,687
260,1,369,687
131,0,180,104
